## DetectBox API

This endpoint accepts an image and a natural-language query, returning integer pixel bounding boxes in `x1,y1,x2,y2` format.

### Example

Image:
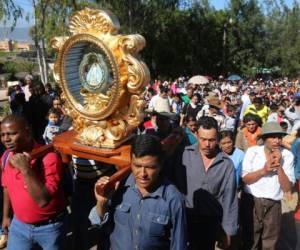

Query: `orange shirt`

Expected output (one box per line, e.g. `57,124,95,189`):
243,127,262,146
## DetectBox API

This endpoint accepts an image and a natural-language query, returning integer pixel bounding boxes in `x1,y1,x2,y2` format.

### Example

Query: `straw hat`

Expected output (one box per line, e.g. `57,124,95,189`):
229,86,237,93
207,96,222,110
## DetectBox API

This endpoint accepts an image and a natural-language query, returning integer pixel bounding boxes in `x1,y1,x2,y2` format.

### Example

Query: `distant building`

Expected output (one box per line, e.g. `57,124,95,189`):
0,39,13,52
15,41,34,51
0,39,34,52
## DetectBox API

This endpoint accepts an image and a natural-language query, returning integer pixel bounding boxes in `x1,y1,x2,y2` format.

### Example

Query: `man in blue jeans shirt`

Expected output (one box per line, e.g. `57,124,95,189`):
89,134,187,250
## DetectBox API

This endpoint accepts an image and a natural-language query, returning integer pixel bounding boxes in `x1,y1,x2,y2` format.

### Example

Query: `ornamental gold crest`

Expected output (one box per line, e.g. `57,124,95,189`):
51,8,150,148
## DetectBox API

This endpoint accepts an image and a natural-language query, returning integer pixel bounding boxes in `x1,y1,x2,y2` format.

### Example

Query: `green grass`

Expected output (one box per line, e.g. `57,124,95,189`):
0,101,11,118
0,51,18,58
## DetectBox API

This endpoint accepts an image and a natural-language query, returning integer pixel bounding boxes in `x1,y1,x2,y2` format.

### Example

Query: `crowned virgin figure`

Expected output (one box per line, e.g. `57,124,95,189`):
86,54,103,87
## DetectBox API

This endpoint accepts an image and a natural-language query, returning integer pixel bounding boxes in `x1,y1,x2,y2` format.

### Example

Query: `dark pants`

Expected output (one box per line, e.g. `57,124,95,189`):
187,216,220,250
241,192,281,250
71,179,97,250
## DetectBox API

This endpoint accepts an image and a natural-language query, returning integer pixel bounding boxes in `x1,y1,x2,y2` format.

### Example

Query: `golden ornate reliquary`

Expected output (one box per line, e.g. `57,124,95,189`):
51,8,150,148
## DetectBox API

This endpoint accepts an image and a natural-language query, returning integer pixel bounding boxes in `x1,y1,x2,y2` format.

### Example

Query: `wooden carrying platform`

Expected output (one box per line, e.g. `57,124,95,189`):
51,130,132,194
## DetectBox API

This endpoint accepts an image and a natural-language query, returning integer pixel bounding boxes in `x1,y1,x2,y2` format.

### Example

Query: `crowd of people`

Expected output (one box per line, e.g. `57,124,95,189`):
0,74,299,250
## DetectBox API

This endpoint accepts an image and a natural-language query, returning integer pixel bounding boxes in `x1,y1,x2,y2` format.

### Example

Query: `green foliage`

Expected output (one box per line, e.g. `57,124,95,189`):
0,0,22,29
0,52,17,58
2,60,38,77
3,61,17,76
6,0,300,78
0,102,11,118
20,61,37,74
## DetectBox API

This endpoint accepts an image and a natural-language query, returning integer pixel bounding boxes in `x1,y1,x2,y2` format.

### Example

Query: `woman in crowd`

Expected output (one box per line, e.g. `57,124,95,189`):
182,115,198,145
219,130,244,187
181,93,202,122
235,113,262,151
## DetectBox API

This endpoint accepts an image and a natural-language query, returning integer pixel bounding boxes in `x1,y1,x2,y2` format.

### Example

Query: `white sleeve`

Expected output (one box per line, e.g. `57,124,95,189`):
148,95,157,110
241,148,257,177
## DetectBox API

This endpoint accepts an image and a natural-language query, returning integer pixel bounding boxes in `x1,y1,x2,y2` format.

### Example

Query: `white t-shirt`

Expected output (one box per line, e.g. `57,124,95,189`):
242,145,295,200
148,95,170,112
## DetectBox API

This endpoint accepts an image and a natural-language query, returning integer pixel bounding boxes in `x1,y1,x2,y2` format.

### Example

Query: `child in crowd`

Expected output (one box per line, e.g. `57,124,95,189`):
224,104,236,131
172,93,184,114
43,108,61,144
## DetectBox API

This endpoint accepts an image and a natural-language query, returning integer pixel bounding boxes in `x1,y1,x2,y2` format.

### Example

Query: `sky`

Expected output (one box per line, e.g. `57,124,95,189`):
1,0,300,27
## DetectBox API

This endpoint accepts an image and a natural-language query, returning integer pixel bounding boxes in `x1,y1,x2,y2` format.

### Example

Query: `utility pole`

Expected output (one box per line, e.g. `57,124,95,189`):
128,0,132,33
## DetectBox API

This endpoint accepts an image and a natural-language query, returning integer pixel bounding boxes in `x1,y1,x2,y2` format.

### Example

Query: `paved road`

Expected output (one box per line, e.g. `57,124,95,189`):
0,89,8,102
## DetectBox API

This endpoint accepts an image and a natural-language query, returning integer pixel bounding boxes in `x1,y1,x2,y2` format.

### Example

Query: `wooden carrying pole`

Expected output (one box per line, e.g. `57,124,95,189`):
29,144,54,159
96,165,131,196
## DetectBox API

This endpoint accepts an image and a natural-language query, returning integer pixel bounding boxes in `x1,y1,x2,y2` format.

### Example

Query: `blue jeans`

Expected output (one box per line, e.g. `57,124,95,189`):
7,216,67,250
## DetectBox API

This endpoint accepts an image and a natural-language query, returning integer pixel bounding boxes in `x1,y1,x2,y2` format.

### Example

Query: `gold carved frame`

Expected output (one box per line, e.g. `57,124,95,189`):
51,8,150,148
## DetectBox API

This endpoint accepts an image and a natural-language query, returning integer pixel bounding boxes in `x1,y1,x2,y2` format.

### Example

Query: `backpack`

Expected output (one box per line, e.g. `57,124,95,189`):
1,150,11,170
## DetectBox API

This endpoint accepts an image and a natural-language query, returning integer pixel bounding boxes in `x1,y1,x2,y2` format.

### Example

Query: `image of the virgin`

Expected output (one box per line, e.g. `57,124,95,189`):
86,57,103,87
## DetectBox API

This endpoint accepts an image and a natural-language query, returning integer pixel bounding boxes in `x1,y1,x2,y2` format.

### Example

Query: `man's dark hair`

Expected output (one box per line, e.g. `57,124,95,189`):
192,93,201,100
296,127,300,138
183,115,197,124
159,86,169,94
197,116,219,132
253,97,263,104
243,113,262,127
227,105,235,113
131,134,163,164
279,121,288,130
174,93,182,100
220,130,235,142
270,103,278,112
1,115,31,133
48,107,61,117
53,96,62,103
295,98,300,106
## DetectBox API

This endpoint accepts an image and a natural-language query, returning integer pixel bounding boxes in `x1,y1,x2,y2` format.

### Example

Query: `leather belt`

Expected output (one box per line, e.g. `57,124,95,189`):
31,210,67,227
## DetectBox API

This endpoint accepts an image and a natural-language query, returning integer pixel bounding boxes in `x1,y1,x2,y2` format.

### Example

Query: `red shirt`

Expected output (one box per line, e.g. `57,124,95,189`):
143,120,155,129
1,146,66,224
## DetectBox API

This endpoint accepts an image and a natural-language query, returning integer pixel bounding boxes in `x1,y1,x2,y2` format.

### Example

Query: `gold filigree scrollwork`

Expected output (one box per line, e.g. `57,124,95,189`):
52,8,150,148
69,8,120,35
125,95,145,126
120,35,150,93
50,37,69,52
51,37,69,83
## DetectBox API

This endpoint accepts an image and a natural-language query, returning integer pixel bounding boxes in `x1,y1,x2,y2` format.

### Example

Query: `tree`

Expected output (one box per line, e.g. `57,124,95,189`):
226,0,266,75
0,0,22,29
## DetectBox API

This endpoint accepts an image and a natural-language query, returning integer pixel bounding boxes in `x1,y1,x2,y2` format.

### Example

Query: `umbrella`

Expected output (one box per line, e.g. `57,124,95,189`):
188,75,209,85
227,74,242,81
204,75,213,81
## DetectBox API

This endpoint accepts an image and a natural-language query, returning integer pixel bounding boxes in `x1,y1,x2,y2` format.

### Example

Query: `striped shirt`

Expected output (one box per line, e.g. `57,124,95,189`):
72,156,116,180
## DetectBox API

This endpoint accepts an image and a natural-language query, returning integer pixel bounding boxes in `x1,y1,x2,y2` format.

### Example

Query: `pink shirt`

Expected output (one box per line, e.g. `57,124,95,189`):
1,148,66,223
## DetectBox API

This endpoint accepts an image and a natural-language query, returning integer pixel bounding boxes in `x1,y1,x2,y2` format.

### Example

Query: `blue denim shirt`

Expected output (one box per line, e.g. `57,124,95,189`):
229,147,245,186
89,174,187,250
291,138,300,180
